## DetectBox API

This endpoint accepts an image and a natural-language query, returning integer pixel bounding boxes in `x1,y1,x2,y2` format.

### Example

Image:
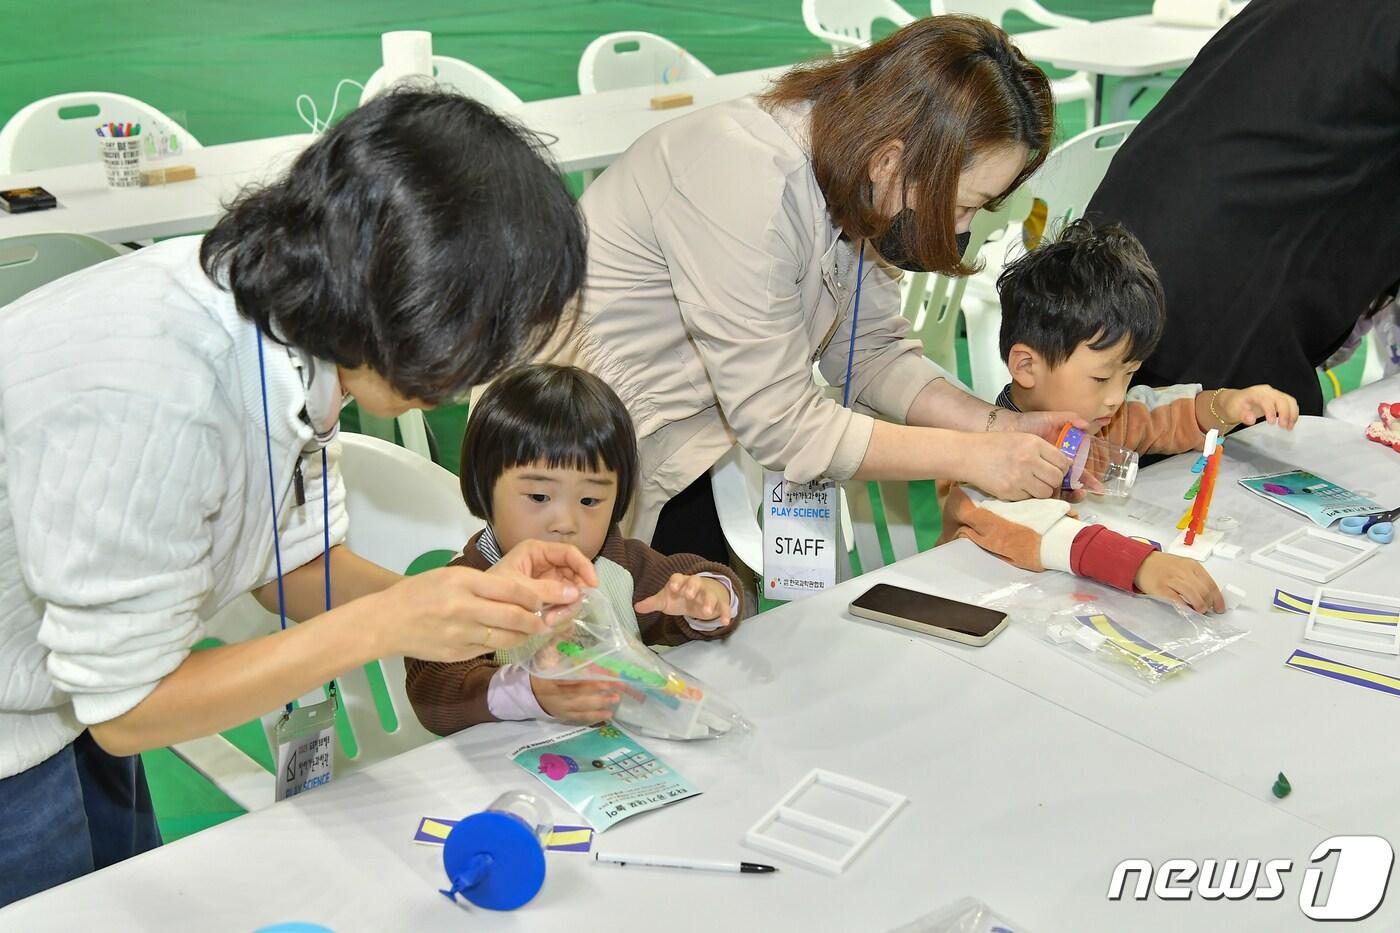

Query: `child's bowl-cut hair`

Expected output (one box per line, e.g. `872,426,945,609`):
461,364,638,526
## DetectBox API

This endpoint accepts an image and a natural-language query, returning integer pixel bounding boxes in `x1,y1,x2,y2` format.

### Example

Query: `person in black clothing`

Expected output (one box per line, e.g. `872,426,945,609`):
1085,0,1400,415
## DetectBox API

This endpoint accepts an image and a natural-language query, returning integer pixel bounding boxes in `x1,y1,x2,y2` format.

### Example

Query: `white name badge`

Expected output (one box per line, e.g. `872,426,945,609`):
762,471,839,601
274,697,336,802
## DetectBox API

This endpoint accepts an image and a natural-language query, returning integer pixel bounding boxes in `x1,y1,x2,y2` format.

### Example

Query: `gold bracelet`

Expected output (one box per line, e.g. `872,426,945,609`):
985,407,1001,432
1209,388,1229,427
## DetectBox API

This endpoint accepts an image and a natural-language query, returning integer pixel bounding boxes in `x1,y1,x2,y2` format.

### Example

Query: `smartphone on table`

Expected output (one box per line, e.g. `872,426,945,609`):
848,583,1008,646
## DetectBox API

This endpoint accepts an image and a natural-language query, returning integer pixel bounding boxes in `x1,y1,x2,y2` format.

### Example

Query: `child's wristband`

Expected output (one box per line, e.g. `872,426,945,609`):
685,573,740,631
488,664,550,721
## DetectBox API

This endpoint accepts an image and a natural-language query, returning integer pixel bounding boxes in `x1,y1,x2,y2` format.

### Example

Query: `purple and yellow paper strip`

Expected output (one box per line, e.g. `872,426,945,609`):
1272,589,1400,626
413,816,593,852
1076,613,1187,676
413,816,458,845
1285,649,1400,699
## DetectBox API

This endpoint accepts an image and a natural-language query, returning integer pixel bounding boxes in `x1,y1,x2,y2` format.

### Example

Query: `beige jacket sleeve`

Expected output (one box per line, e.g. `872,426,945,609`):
652,166,876,483
813,266,949,424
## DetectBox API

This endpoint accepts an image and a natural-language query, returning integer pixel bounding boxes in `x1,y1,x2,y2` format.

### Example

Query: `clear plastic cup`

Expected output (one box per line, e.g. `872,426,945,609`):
486,790,552,840
440,791,553,910
1055,424,1139,497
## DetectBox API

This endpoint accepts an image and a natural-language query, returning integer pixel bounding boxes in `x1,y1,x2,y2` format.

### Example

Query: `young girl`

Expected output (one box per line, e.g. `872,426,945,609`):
405,365,745,735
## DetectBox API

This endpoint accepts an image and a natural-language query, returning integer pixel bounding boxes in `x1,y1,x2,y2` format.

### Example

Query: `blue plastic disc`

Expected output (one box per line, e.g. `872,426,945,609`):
441,811,546,911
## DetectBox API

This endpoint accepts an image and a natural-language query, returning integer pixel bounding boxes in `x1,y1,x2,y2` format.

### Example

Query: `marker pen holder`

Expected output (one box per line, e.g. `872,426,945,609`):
440,790,552,911
1056,424,1139,497
98,132,143,188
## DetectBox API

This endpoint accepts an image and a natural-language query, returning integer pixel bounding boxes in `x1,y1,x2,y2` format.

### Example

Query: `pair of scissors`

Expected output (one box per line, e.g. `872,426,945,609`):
1339,508,1398,544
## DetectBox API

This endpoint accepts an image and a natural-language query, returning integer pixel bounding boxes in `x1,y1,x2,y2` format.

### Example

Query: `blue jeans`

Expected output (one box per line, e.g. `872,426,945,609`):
0,731,161,907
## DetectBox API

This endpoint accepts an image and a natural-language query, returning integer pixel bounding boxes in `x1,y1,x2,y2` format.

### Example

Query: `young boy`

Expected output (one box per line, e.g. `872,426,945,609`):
940,220,1300,613
406,365,745,736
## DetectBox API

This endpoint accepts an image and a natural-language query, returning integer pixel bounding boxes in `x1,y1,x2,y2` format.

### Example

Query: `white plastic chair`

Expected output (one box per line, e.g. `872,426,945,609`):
1360,334,1388,387
0,233,121,308
361,55,522,110
960,121,1136,399
578,31,714,94
899,185,1034,380
802,0,917,52
1025,120,1135,233
575,31,715,187
940,0,1097,126
0,92,202,173
173,433,482,811
710,445,766,576
355,410,433,462
843,478,921,572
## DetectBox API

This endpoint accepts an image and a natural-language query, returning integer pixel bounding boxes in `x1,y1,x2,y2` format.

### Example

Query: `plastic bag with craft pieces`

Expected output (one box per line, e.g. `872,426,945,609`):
497,587,751,740
979,577,1247,687
889,896,1033,933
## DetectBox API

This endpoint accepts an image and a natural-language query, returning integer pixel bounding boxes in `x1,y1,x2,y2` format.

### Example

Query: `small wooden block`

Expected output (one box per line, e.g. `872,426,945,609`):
649,92,694,110
140,164,197,186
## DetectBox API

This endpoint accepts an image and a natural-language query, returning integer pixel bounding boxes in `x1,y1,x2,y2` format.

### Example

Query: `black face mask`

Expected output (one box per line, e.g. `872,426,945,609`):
872,210,971,273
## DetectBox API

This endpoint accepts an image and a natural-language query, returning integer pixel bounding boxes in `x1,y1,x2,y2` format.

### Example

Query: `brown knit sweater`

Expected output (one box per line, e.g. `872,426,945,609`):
404,527,745,736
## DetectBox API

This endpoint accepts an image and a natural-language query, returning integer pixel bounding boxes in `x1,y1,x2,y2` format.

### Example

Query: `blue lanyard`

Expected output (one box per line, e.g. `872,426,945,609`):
840,241,867,408
255,331,333,713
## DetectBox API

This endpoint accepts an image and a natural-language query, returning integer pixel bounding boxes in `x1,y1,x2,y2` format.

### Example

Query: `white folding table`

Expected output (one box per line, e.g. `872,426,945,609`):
0,601,1335,932
1013,5,1247,122
0,66,786,245
2,421,1393,930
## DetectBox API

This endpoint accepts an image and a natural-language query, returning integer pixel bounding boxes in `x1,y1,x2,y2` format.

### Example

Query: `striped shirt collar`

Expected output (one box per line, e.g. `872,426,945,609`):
995,383,1021,413
476,525,504,565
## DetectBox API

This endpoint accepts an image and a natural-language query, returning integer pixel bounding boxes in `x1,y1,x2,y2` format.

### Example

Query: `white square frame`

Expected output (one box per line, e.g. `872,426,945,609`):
743,768,906,875
1303,586,1400,656
1249,527,1378,584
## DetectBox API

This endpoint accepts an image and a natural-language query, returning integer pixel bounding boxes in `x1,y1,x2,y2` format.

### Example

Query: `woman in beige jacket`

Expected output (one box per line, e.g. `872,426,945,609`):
555,17,1080,555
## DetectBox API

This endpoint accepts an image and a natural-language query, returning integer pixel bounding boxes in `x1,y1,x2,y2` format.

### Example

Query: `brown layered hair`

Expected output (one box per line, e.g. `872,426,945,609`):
762,15,1053,276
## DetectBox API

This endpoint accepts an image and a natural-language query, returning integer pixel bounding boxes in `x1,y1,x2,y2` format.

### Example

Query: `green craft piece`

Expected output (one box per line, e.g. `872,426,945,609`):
1184,476,1201,500
1272,772,1291,798
405,549,457,576
556,640,667,686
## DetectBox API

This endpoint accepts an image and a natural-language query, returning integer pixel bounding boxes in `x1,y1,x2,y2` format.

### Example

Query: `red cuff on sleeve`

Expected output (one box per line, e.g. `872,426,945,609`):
1069,525,1156,593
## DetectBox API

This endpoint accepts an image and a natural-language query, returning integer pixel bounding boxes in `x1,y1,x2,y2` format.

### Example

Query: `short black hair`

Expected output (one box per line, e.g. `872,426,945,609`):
461,364,638,526
997,218,1165,367
201,88,586,405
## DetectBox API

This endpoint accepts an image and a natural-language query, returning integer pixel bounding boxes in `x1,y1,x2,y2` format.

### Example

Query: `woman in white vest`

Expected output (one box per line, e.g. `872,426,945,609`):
0,90,595,905
555,17,1080,559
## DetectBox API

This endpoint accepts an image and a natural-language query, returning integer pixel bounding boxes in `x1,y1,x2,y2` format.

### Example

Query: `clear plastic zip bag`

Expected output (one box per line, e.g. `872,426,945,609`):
981,577,1248,686
889,896,1032,932
498,587,751,740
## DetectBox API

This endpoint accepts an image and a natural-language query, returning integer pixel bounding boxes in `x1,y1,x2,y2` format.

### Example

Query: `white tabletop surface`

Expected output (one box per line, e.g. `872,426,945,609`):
1012,7,1243,77
874,417,1400,838
504,66,786,174
0,134,311,243
0,66,785,244
0,605,1338,932
1,418,1393,931
1326,374,1400,429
